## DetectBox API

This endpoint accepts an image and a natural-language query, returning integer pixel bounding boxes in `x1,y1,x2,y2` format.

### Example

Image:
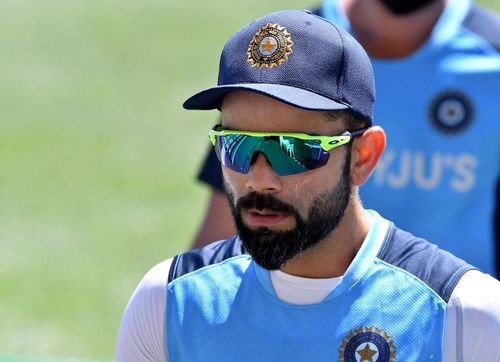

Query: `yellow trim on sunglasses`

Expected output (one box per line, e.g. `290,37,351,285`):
208,125,368,151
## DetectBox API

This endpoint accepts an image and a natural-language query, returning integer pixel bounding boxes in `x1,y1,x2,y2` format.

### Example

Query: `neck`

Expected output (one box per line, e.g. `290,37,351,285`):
280,194,372,278
341,0,446,58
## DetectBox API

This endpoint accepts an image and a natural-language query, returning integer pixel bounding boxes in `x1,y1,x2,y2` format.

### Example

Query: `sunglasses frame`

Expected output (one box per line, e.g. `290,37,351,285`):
208,125,369,151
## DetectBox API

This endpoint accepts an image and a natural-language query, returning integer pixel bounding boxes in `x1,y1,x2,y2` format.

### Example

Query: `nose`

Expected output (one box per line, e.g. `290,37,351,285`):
245,153,282,194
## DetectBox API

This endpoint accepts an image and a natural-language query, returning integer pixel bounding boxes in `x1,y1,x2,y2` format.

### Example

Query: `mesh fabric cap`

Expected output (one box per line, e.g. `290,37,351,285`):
183,9,375,124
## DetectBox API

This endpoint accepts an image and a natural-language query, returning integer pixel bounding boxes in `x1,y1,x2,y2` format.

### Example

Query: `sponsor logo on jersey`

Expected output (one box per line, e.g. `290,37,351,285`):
428,90,474,135
372,149,477,192
338,326,396,362
247,23,293,68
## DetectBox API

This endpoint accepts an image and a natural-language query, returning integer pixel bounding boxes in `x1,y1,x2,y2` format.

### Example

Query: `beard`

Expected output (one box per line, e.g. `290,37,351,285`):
224,149,352,270
377,0,436,15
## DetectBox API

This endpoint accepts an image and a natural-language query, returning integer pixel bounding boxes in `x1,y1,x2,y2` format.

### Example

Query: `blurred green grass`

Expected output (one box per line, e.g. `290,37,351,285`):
0,0,498,360
0,0,314,359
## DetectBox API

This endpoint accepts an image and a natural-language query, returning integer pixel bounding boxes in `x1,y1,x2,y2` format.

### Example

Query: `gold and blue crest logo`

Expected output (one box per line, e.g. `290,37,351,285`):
247,23,293,68
338,326,396,362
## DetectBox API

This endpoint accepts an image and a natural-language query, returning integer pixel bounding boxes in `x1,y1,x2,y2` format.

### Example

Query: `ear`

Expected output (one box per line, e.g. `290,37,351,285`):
350,126,386,186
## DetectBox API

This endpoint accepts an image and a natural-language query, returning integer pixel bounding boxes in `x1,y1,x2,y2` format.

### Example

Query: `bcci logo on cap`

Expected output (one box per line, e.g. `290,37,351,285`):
338,326,396,362
247,23,293,68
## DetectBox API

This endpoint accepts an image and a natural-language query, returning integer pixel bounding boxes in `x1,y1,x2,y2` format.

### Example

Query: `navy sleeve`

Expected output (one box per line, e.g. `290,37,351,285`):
168,236,246,283
378,225,476,302
310,6,322,16
197,146,224,191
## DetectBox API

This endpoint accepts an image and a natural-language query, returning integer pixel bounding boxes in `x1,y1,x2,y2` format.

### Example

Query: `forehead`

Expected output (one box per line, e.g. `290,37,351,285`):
221,91,343,134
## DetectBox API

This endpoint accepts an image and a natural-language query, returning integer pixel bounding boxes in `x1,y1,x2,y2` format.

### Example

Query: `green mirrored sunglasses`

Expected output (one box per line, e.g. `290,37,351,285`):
209,125,368,176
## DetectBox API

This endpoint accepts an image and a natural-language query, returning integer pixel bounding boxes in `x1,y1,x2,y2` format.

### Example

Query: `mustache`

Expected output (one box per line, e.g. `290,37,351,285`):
237,192,297,215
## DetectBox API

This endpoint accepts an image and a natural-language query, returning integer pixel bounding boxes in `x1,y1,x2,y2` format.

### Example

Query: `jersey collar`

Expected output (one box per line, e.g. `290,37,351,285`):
252,211,392,304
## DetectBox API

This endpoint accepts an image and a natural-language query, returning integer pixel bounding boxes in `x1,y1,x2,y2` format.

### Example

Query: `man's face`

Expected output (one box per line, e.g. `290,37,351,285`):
220,91,353,270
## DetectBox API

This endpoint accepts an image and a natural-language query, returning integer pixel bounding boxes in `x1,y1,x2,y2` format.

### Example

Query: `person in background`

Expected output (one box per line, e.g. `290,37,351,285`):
191,0,500,279
117,10,500,360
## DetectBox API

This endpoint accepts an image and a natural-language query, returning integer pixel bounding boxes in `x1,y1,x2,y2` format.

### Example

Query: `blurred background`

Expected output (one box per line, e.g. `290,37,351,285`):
0,0,498,361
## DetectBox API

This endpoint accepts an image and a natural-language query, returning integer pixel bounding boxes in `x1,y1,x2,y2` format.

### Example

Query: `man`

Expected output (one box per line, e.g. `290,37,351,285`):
192,0,500,279
117,10,500,360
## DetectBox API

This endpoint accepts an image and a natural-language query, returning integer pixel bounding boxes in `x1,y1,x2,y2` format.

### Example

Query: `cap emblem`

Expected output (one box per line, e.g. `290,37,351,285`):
247,23,293,68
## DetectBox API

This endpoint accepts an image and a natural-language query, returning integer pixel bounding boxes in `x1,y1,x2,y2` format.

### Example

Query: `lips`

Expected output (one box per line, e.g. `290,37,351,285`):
243,209,289,227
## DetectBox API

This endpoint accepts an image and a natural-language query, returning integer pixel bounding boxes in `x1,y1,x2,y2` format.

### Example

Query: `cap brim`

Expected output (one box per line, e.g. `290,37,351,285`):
183,83,349,112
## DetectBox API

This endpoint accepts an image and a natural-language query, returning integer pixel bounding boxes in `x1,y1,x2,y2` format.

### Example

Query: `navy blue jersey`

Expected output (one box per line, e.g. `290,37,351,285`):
197,0,500,277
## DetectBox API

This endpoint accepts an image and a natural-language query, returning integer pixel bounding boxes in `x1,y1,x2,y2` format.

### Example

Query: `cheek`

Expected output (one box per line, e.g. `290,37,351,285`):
288,162,339,194
320,149,349,183
221,168,245,197
286,177,313,200
281,175,320,213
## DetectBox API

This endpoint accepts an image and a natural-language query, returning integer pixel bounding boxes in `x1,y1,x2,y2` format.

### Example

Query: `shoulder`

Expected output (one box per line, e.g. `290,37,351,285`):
168,235,247,282
444,270,500,359
126,259,172,306
378,225,474,302
116,259,171,362
462,4,500,51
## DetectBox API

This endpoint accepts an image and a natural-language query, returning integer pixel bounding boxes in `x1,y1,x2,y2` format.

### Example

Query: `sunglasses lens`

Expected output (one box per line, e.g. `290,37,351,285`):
214,134,330,176
214,134,256,174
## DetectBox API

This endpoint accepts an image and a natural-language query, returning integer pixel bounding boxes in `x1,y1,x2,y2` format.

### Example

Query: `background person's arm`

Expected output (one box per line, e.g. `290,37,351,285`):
190,189,236,249
191,146,236,249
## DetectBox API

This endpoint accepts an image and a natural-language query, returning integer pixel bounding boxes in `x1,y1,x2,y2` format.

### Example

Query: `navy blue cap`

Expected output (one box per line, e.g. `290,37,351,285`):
183,9,375,124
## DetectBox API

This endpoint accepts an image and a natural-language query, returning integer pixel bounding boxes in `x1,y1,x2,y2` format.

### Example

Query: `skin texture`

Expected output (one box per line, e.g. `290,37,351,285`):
189,0,445,249
219,91,385,278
